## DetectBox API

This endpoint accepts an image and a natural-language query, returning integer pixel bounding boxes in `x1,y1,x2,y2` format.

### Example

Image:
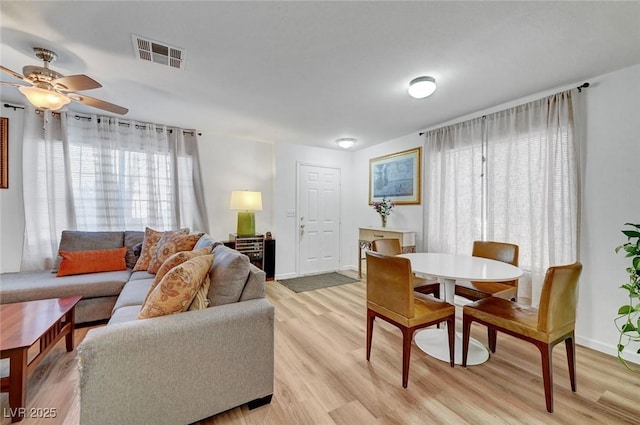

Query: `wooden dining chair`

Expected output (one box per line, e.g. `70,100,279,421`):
366,251,455,388
461,262,583,412
455,241,519,301
371,238,440,299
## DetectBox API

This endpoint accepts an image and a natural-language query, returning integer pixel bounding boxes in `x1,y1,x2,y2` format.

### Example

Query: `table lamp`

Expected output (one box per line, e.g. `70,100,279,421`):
229,190,263,236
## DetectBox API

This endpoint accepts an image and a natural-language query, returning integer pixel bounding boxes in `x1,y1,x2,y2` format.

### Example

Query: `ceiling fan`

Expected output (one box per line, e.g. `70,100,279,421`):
1,47,128,115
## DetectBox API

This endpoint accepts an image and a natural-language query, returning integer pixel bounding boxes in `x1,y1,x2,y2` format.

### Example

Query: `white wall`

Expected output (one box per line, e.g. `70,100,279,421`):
197,134,274,242
0,105,25,273
576,64,640,362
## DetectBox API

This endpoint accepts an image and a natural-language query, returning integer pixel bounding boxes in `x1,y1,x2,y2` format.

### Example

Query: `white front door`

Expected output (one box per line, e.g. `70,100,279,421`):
297,164,341,275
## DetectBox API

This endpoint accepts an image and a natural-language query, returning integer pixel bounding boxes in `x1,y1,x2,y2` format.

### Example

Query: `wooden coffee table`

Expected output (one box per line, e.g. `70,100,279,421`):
1,296,81,422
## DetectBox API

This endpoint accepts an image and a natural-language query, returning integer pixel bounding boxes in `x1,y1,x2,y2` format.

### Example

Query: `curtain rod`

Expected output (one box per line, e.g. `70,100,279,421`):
418,82,591,136
0,104,200,135
3,103,25,110
72,114,201,136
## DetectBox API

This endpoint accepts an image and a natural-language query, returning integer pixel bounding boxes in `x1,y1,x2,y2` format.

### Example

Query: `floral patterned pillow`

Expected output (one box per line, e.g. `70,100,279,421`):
142,246,213,306
137,254,214,319
147,232,204,274
132,227,188,272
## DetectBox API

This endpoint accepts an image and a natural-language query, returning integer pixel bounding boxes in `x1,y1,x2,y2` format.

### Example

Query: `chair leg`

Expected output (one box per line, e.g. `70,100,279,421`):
537,342,554,413
565,334,577,392
461,314,472,367
446,317,455,367
401,326,413,388
488,327,497,353
366,309,375,361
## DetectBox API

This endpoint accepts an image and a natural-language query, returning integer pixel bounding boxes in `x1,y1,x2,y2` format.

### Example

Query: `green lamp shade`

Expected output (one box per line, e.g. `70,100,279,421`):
236,211,256,236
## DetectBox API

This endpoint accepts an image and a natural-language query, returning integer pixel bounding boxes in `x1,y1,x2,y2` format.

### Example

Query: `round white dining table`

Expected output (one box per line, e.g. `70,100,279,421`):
398,252,523,365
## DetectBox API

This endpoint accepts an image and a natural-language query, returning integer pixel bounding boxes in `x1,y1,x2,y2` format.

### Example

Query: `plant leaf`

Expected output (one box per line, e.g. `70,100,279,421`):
618,344,625,352
621,323,637,333
622,230,640,238
618,305,634,314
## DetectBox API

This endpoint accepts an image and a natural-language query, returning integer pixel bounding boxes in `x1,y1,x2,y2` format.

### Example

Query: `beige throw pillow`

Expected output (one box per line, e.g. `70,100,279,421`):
142,246,213,306
188,275,211,311
132,227,188,272
137,254,214,319
147,232,204,274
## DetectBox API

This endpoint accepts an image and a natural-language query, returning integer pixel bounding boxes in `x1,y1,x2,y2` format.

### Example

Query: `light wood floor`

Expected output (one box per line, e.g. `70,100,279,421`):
2,271,639,425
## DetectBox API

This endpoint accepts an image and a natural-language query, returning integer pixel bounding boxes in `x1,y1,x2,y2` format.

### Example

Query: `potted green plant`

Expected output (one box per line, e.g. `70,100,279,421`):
614,222,640,373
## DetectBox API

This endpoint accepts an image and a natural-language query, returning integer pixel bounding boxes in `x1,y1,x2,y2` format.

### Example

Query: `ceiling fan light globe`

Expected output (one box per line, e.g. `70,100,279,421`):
18,85,70,111
408,76,437,99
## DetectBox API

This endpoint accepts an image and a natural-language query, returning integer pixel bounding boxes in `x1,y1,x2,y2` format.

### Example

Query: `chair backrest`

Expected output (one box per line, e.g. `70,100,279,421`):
472,241,519,286
371,238,402,256
366,251,414,318
537,262,582,333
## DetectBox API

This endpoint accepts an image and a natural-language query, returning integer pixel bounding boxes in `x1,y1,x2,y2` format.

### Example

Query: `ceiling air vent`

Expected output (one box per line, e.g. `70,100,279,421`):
132,34,186,70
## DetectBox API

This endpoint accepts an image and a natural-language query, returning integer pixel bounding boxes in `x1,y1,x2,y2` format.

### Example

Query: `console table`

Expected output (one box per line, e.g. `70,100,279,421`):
358,227,416,278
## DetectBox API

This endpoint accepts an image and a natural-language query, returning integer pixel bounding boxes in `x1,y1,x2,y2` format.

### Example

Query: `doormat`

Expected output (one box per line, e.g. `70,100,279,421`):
278,272,359,293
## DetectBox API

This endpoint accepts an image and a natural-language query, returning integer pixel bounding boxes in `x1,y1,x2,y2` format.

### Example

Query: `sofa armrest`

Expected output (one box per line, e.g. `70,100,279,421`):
78,298,274,425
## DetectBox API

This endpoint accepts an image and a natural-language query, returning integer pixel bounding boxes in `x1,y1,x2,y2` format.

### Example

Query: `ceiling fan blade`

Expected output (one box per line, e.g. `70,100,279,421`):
1,65,28,82
1,81,27,88
70,93,128,115
52,74,102,91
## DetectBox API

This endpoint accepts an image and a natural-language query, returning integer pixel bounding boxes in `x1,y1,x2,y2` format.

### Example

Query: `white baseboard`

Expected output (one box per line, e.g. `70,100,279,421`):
274,272,297,280
575,335,640,365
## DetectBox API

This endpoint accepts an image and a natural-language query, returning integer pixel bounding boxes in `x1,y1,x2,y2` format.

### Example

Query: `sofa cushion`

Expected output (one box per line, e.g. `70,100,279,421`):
133,227,188,272
112,278,154,312
138,255,214,319
53,230,124,272
0,270,131,303
124,230,145,269
57,247,128,277
147,232,204,274
144,247,213,305
128,271,155,281
208,245,250,306
109,305,143,325
193,234,220,250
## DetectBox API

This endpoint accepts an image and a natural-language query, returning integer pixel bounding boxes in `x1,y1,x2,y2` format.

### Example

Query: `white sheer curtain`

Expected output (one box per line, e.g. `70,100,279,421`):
423,90,580,305
424,117,484,254
21,111,208,271
21,108,76,270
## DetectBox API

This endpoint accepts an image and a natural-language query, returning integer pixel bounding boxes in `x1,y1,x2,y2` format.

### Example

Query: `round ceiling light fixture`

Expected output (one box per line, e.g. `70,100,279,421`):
408,76,437,99
336,137,357,149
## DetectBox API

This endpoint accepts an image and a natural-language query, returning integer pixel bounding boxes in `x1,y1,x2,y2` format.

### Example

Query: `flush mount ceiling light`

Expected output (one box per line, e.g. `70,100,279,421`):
408,76,437,99
336,138,356,149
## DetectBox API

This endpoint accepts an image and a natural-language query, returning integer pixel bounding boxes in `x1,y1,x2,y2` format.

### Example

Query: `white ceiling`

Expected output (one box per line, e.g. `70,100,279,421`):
1,1,639,150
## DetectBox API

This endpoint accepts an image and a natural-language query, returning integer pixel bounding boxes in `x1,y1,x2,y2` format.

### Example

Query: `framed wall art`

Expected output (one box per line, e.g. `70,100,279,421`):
369,146,421,205
0,117,7,189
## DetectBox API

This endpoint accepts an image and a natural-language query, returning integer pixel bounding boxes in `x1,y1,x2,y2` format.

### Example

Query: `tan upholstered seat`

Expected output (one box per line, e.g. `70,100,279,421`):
462,262,582,413
366,251,455,388
455,241,519,301
371,239,440,299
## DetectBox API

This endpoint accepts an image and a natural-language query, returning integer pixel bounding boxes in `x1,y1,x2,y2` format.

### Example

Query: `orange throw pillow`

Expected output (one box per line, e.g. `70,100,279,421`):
137,254,214,319
147,232,204,274
142,246,213,306
56,247,127,277
132,227,188,272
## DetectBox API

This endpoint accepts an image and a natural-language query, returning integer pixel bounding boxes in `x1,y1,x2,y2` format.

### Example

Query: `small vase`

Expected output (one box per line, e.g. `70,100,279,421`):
381,215,387,228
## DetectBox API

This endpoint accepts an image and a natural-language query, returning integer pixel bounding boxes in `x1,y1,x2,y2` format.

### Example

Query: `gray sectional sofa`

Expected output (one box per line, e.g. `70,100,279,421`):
0,230,275,425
